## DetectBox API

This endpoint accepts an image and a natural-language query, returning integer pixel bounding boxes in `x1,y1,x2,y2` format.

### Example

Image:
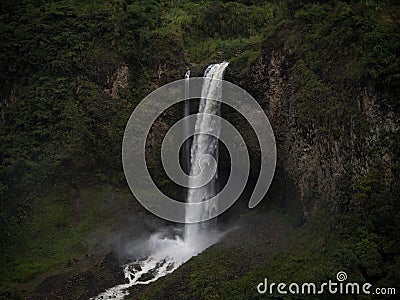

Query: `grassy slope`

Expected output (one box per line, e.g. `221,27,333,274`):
0,185,138,297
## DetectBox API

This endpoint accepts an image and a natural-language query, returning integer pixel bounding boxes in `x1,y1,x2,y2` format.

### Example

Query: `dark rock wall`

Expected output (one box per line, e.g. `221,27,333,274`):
226,37,399,218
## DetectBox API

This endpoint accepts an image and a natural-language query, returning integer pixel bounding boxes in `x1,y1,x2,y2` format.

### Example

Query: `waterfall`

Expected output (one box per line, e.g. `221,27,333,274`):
184,62,229,246
183,70,191,176
92,63,228,300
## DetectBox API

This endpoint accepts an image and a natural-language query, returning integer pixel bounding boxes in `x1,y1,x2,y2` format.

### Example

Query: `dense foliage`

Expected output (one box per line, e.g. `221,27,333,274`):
0,0,399,298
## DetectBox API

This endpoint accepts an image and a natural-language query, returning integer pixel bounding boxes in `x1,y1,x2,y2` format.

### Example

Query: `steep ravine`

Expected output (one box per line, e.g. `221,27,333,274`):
122,34,399,298
25,29,399,300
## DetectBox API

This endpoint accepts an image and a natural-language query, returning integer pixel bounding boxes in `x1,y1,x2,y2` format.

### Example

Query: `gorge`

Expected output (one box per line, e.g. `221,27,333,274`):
1,1,399,299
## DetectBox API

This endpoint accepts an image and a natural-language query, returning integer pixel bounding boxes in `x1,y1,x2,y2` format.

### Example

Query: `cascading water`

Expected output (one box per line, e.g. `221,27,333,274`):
185,62,229,247
183,70,191,176
92,63,228,300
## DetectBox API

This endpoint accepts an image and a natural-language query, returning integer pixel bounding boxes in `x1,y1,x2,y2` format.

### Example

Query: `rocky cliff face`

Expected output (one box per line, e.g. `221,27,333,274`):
80,31,398,221
227,37,399,218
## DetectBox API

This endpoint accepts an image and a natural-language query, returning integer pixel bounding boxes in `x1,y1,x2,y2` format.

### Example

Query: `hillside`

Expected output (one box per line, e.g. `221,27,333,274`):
1,0,399,299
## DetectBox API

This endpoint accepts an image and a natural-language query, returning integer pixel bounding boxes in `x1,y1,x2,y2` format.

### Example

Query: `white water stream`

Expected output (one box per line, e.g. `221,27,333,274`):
92,62,228,300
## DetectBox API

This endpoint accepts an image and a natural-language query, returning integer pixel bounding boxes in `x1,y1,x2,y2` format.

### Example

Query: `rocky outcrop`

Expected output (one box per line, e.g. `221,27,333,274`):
106,64,129,99
227,37,399,218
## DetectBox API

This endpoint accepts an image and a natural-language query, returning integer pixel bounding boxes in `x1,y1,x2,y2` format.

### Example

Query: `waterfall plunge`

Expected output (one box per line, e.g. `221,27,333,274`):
92,63,229,300
184,62,229,248
184,70,191,176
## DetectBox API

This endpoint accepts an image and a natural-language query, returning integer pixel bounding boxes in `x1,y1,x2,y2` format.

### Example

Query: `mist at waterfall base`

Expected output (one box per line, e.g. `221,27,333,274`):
92,63,229,300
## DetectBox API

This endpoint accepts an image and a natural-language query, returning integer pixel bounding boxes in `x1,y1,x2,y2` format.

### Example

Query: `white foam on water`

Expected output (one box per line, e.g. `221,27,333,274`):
92,63,229,300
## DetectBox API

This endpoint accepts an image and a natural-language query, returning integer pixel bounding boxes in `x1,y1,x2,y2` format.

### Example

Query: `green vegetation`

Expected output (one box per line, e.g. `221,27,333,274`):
135,209,399,299
1,0,399,298
0,2,281,292
0,184,135,297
